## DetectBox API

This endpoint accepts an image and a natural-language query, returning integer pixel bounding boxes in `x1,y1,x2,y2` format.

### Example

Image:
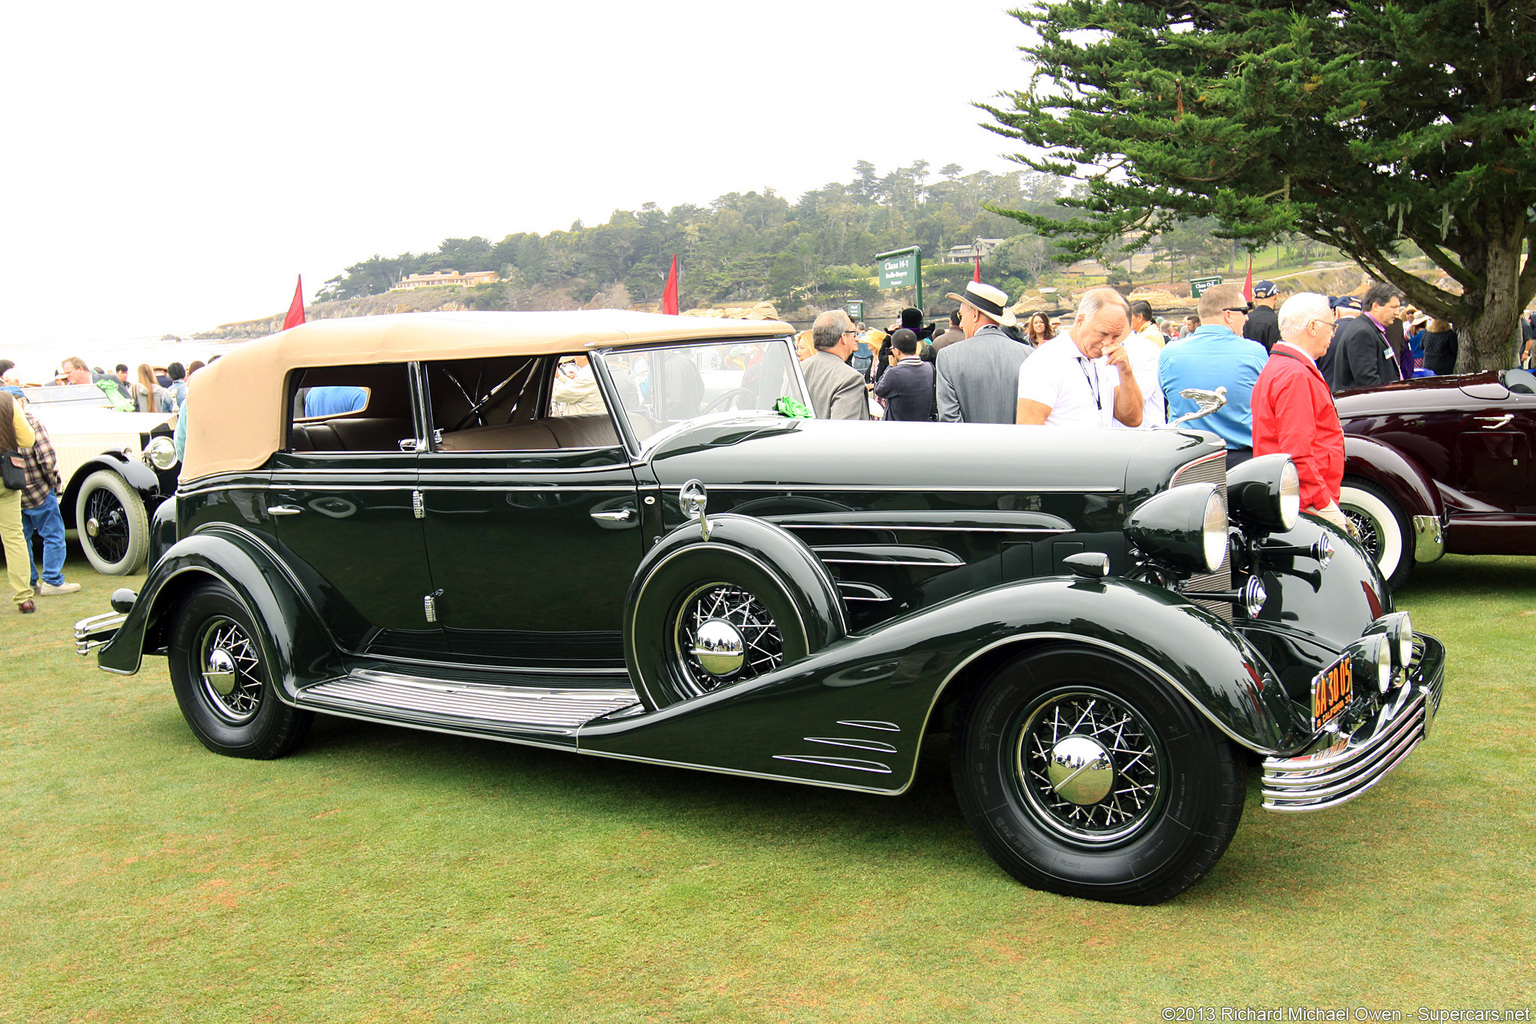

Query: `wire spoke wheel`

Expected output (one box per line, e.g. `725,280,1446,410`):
83,487,131,562
1016,690,1164,844
194,616,264,724
168,582,312,759
673,583,783,698
951,646,1245,904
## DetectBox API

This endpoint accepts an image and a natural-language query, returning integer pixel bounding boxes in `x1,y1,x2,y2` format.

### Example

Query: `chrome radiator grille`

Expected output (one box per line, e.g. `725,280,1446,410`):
1170,452,1232,621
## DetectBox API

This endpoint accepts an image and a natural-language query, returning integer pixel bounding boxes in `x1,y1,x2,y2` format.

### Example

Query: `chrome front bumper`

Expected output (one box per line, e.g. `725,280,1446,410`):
1261,633,1445,811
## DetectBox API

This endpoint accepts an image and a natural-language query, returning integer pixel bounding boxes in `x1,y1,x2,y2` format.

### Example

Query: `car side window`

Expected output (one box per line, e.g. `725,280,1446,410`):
286,363,415,453
425,354,620,451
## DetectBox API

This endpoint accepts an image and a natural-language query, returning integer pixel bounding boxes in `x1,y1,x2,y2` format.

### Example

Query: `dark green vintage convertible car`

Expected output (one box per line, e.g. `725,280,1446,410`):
76,310,1444,904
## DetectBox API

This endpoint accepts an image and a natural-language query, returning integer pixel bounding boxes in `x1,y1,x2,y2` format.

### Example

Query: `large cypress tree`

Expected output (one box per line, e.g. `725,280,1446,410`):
985,1,1536,370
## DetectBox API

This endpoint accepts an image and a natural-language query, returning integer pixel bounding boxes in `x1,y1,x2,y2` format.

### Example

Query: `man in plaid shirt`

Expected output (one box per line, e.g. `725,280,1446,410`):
18,404,80,596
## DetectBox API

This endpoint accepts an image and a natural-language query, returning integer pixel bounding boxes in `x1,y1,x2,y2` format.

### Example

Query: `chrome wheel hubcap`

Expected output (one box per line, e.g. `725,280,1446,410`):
1046,735,1116,805
1016,690,1163,844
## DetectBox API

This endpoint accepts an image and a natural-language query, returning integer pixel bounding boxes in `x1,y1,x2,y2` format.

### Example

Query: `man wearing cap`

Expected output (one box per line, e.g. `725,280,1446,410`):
1157,282,1267,469
802,309,872,420
1016,288,1145,428
1252,292,1351,534
934,281,1032,424
1243,281,1282,352
1327,280,1404,392
1315,295,1359,381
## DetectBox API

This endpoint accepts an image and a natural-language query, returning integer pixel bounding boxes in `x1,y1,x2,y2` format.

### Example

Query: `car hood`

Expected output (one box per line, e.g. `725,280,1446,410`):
1335,369,1510,420
645,417,1224,496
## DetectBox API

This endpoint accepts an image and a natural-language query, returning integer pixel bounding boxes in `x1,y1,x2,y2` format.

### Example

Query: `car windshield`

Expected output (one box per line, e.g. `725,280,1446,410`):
598,337,805,447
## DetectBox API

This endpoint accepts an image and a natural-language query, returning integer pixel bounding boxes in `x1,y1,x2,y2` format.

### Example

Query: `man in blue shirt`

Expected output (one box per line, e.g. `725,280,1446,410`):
1159,283,1268,469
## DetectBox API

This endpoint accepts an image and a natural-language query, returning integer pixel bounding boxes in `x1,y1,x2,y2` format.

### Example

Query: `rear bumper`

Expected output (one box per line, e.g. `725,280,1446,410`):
1261,633,1445,811
74,611,127,655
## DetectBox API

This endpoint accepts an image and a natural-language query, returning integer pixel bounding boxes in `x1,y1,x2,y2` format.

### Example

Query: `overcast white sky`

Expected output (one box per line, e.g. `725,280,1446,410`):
3,0,1036,344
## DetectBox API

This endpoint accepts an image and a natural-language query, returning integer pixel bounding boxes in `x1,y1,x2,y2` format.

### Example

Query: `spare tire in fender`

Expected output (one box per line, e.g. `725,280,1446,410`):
625,514,846,709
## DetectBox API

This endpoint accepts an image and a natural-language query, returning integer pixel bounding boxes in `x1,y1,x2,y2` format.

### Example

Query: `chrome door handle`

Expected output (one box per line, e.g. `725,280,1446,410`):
590,508,636,524
268,505,304,516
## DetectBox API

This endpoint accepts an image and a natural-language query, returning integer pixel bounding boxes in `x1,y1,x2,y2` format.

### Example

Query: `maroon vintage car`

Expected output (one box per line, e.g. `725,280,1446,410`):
1334,367,1536,586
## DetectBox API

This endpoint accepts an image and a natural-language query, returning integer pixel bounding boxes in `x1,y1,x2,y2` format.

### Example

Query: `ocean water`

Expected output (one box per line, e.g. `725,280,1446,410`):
2,335,251,386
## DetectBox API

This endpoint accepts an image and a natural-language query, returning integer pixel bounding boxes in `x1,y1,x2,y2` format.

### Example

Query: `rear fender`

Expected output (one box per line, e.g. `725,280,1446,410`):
97,527,342,698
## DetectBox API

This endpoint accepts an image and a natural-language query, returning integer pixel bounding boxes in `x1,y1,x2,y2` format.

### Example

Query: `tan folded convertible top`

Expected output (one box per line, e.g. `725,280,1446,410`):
181,309,792,481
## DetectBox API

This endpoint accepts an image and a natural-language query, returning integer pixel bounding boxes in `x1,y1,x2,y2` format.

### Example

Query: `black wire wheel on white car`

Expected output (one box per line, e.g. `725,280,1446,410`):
1339,476,1413,588
167,582,312,759
75,469,150,575
951,646,1246,905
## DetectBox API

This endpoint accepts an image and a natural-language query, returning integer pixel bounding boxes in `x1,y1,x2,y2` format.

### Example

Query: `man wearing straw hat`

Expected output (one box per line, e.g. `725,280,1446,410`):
934,281,1033,424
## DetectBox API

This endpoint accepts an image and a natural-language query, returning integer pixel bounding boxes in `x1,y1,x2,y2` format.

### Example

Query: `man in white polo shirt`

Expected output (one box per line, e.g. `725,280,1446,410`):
1016,288,1145,428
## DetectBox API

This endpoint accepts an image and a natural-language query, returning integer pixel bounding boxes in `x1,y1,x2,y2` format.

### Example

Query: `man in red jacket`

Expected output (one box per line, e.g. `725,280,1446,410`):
1252,292,1351,534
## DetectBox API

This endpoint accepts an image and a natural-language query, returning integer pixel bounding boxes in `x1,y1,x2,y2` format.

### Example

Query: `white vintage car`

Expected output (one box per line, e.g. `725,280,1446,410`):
25,385,178,575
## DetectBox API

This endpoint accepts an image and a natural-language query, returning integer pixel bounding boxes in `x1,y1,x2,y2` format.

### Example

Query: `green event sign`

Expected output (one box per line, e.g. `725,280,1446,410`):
876,247,922,308
1190,275,1224,297
845,300,864,322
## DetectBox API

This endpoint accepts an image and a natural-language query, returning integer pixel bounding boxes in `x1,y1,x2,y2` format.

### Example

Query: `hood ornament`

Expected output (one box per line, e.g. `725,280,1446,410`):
1170,386,1228,427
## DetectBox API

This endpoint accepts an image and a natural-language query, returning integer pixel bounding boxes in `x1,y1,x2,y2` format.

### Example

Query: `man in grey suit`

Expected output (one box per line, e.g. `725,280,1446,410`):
935,281,1033,423
800,309,871,420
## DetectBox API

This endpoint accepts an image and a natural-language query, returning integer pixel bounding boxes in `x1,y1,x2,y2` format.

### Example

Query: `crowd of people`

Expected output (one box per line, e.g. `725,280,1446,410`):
0,354,213,613
795,274,1504,536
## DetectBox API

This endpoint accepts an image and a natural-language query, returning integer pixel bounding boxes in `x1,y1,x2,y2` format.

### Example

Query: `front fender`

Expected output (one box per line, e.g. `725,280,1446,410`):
582,576,1307,794
97,527,343,697
61,452,164,521
1343,434,1443,520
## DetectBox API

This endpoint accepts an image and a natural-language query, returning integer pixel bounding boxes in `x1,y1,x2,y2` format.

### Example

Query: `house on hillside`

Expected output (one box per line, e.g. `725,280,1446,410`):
944,238,1005,264
391,269,499,290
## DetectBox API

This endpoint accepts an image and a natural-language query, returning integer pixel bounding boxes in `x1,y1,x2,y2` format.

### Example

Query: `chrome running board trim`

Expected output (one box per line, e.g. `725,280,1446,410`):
296,669,641,736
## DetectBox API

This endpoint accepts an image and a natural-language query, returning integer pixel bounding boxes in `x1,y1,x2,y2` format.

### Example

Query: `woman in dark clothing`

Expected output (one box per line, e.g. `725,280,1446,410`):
1422,319,1459,375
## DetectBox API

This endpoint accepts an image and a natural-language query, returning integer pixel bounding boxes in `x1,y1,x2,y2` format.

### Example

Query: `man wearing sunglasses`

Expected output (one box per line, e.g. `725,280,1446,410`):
1157,282,1268,470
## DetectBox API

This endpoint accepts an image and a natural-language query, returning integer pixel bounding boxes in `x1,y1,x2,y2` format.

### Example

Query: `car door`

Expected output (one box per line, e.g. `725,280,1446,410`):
267,362,447,659
417,354,645,669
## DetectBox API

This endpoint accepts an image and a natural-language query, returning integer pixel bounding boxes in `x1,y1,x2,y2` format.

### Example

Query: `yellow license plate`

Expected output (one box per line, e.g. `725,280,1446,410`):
1311,655,1354,731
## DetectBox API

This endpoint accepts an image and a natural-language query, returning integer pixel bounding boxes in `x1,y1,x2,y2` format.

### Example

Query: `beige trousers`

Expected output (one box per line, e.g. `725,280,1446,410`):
1,487,34,606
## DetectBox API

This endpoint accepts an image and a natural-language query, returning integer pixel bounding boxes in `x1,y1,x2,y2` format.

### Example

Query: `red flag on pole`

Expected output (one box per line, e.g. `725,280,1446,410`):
973,253,981,283
662,256,679,315
1241,254,1254,305
283,275,306,330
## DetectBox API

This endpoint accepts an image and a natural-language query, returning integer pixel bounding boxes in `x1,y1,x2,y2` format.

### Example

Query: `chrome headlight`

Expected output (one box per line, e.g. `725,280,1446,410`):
1126,483,1228,575
1370,634,1393,694
1363,611,1414,677
144,435,179,470
1226,453,1300,533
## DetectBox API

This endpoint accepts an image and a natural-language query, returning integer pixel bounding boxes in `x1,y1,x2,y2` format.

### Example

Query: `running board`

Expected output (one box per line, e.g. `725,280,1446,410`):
295,669,642,738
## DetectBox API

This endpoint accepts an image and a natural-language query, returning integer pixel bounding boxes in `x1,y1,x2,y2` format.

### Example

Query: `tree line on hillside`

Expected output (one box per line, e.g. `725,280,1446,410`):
318,162,1337,314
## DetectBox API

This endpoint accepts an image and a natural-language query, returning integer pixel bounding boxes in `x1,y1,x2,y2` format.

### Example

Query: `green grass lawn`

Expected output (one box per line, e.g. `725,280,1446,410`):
2,552,1532,1022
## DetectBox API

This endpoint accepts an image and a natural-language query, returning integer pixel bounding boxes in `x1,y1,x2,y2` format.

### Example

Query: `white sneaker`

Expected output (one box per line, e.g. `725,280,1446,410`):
37,581,81,596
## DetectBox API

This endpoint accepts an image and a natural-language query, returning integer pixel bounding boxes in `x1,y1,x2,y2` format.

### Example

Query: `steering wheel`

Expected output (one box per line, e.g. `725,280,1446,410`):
701,387,755,414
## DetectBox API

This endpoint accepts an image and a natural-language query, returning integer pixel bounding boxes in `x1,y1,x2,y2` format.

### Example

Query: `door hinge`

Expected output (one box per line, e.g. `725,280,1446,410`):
412,490,424,519
423,589,443,623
